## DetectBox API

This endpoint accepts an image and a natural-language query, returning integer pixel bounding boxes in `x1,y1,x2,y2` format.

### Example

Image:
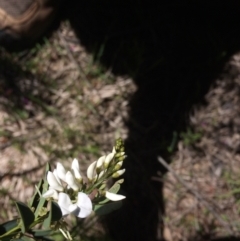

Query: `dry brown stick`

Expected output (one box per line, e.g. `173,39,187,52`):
158,156,233,234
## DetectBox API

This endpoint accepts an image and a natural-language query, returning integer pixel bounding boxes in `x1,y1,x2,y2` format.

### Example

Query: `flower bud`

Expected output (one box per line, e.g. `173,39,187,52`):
114,161,123,171
117,155,126,162
112,147,116,154
71,158,82,181
105,191,126,201
56,162,67,182
65,171,79,191
114,152,125,159
96,155,106,173
98,170,105,179
104,152,114,168
87,161,97,181
112,169,125,178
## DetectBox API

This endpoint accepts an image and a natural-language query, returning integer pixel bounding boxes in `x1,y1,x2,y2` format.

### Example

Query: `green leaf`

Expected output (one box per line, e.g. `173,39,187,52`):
34,197,48,218
43,201,62,229
51,202,62,221
29,163,50,208
15,202,35,233
28,179,44,208
115,179,124,184
45,162,51,173
1,237,18,241
10,239,25,241
94,201,122,216
0,219,18,235
34,177,49,218
98,198,110,204
31,229,52,237
16,237,34,241
108,183,120,194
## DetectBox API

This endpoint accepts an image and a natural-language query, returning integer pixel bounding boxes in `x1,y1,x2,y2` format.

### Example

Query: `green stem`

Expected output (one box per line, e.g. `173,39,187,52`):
0,214,47,239
0,225,21,238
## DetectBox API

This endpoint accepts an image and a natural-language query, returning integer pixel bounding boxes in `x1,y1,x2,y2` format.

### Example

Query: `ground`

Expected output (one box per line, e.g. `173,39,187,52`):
1,2,240,241
163,53,240,240
0,22,136,240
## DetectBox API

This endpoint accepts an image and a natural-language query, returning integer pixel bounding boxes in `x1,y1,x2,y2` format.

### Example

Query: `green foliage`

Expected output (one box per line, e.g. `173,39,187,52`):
180,128,202,146
94,201,122,216
0,139,126,240
15,202,35,233
0,163,60,240
43,202,62,229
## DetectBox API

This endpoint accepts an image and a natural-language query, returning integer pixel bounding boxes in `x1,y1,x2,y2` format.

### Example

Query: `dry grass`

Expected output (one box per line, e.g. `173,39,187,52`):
1,14,240,241
163,53,240,241
0,21,136,239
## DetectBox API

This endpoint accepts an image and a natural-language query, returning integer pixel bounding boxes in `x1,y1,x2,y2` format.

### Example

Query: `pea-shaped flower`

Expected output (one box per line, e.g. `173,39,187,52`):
58,192,92,218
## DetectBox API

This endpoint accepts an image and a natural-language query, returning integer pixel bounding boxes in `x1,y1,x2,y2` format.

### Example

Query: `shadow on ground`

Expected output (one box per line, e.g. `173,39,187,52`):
2,1,240,241
63,1,240,241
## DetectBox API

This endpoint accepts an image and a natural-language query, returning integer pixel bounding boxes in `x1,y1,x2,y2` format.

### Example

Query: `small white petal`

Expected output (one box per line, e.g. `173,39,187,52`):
87,161,97,180
42,189,58,200
65,171,79,191
58,193,72,216
104,153,114,168
42,189,54,198
76,192,92,218
56,163,67,182
112,147,116,154
105,191,126,201
117,169,125,176
71,158,80,172
53,169,62,185
98,170,105,179
47,171,63,191
71,158,82,180
97,155,105,169
72,167,82,180
69,204,78,213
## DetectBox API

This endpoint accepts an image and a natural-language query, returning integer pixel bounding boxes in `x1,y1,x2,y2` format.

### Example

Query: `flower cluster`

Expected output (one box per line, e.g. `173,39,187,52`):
42,139,126,219
0,139,126,241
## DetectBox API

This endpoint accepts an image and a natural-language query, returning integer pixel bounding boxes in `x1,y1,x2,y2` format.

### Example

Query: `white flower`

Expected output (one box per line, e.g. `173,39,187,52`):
58,192,77,216
58,192,92,218
47,171,64,192
71,158,82,180
105,191,126,201
87,161,97,181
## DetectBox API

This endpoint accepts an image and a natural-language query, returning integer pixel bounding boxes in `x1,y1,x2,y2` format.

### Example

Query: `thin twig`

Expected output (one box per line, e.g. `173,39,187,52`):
158,156,233,234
